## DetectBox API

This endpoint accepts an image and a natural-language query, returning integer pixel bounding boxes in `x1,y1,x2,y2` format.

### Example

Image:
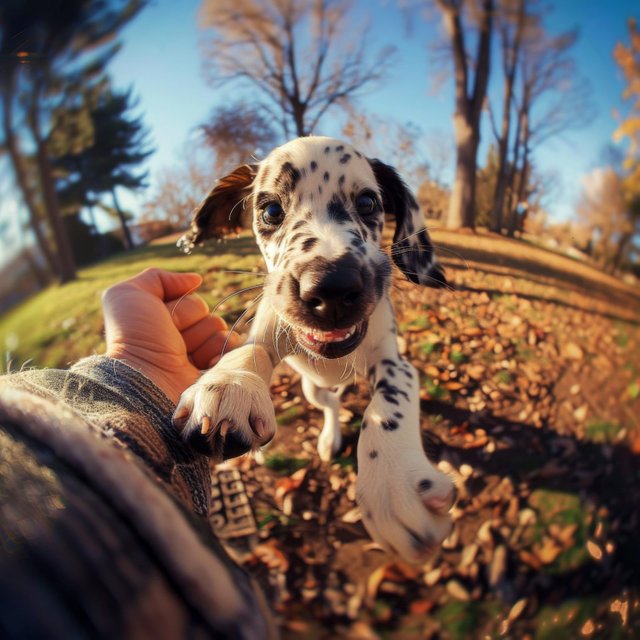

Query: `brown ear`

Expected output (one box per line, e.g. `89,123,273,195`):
178,164,258,253
368,158,447,288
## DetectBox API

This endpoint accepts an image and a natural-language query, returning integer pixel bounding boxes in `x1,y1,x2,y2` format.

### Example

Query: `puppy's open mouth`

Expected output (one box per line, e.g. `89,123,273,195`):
294,321,367,359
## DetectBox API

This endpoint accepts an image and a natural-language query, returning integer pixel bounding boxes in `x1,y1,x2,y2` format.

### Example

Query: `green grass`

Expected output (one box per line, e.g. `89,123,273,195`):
0,237,263,370
534,598,597,640
276,405,305,425
422,376,449,401
419,340,441,356
584,419,621,444
262,452,309,475
434,601,501,640
526,489,598,575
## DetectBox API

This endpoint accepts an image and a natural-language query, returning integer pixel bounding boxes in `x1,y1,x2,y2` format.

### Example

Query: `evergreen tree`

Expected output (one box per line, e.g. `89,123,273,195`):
0,0,146,281
53,85,152,250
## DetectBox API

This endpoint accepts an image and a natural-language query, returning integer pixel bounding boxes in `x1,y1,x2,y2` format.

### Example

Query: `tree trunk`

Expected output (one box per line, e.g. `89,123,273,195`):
448,117,479,229
112,188,135,249
27,89,77,283
611,231,632,273
440,0,493,231
508,114,530,237
491,0,526,233
1,80,59,276
491,85,513,233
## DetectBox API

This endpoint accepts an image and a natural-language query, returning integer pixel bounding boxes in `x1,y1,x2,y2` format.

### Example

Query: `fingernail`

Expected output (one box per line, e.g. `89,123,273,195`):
200,416,212,435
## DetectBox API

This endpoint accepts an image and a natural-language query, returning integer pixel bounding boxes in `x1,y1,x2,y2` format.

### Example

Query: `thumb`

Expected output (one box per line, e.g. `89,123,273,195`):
130,268,203,301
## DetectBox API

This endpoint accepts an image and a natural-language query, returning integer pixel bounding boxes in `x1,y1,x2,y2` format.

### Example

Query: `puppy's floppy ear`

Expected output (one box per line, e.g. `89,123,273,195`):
368,159,447,288
178,163,258,253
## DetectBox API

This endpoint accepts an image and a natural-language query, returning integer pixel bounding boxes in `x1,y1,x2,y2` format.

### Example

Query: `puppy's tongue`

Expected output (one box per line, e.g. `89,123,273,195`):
303,326,355,344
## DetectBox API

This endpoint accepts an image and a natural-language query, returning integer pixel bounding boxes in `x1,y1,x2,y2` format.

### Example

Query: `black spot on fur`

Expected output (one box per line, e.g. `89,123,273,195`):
339,153,351,164
393,411,404,419
386,368,395,378
302,237,318,251
275,161,301,192
324,146,331,154
369,450,378,459
381,419,399,431
310,160,318,172
376,379,409,402
323,171,330,182
335,145,344,152
327,196,351,223
382,359,396,367
338,175,345,187
361,419,368,431
318,185,323,195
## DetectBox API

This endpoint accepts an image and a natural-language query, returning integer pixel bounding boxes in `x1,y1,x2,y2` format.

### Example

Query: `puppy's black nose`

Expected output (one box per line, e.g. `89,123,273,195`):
300,264,363,324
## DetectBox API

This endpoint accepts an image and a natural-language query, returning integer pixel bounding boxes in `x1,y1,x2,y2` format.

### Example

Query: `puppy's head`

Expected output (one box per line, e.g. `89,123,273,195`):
181,136,446,359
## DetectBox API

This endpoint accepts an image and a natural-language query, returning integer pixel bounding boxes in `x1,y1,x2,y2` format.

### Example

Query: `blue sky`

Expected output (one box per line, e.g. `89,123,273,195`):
105,0,637,224
1,0,638,262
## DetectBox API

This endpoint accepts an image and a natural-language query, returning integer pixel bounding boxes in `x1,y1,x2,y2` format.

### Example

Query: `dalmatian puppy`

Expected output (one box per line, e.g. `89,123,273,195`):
175,137,456,562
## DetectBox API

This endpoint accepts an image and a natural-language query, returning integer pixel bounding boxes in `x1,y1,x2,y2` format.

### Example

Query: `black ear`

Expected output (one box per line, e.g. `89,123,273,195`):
368,159,447,288
178,164,258,253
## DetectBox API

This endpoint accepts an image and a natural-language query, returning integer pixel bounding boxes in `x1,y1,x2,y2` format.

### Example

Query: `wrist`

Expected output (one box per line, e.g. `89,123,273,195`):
105,346,182,404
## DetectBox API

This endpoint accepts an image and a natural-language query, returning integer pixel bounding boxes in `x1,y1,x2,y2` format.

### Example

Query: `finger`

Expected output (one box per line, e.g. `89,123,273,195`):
165,295,211,332
128,268,203,301
181,316,229,353
190,330,242,370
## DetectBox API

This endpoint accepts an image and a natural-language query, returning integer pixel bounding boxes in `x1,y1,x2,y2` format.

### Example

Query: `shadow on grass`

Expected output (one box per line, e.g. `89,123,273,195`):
453,282,640,327
421,398,640,605
437,241,640,309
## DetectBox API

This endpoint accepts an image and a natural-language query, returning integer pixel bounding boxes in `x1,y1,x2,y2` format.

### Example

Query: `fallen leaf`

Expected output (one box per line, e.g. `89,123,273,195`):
446,580,471,601
410,599,435,615
586,540,603,561
341,506,362,523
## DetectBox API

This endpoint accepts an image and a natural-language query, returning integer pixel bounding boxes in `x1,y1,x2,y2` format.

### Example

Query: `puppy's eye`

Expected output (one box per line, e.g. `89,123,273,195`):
262,202,285,225
355,192,378,216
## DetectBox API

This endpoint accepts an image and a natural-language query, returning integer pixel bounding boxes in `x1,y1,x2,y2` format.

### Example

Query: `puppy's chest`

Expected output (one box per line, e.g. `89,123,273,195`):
284,349,367,388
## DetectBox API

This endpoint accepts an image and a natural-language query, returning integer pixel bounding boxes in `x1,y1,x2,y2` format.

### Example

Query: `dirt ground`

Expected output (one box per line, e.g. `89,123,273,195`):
210,237,640,639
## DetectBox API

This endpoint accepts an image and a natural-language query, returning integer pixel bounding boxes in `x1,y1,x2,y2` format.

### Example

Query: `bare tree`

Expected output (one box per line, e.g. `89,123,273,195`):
141,145,216,232
576,167,632,272
505,23,592,236
198,0,395,138
435,0,495,230
200,102,280,174
489,0,527,232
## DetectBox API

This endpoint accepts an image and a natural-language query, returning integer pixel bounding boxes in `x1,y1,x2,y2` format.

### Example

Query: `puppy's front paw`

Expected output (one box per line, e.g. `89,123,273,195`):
356,450,456,563
173,370,276,460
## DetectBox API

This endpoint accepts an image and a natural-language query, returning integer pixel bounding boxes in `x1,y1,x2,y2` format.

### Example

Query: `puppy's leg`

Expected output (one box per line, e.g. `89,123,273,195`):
173,342,277,461
301,377,345,461
356,355,456,563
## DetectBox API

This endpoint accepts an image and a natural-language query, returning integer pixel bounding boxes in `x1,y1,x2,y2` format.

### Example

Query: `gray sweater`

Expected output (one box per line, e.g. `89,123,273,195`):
0,356,272,640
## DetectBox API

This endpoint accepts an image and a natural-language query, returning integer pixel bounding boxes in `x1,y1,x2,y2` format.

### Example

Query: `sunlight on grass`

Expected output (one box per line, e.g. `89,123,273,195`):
0,237,263,370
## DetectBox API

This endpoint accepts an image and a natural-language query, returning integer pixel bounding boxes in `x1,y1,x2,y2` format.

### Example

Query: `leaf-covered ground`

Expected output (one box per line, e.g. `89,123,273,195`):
215,234,640,639
2,233,639,638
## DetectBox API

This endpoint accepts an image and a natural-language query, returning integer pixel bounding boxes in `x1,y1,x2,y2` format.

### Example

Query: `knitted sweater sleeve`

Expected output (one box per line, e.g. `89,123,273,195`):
0,357,273,640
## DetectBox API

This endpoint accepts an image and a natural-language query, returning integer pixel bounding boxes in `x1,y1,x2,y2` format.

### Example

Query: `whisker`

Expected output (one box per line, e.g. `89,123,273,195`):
217,269,268,277
212,283,265,313
169,281,203,321
220,293,264,358
389,243,470,271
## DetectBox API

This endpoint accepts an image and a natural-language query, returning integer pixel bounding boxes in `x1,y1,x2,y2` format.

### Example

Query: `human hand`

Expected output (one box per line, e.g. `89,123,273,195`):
103,268,241,403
